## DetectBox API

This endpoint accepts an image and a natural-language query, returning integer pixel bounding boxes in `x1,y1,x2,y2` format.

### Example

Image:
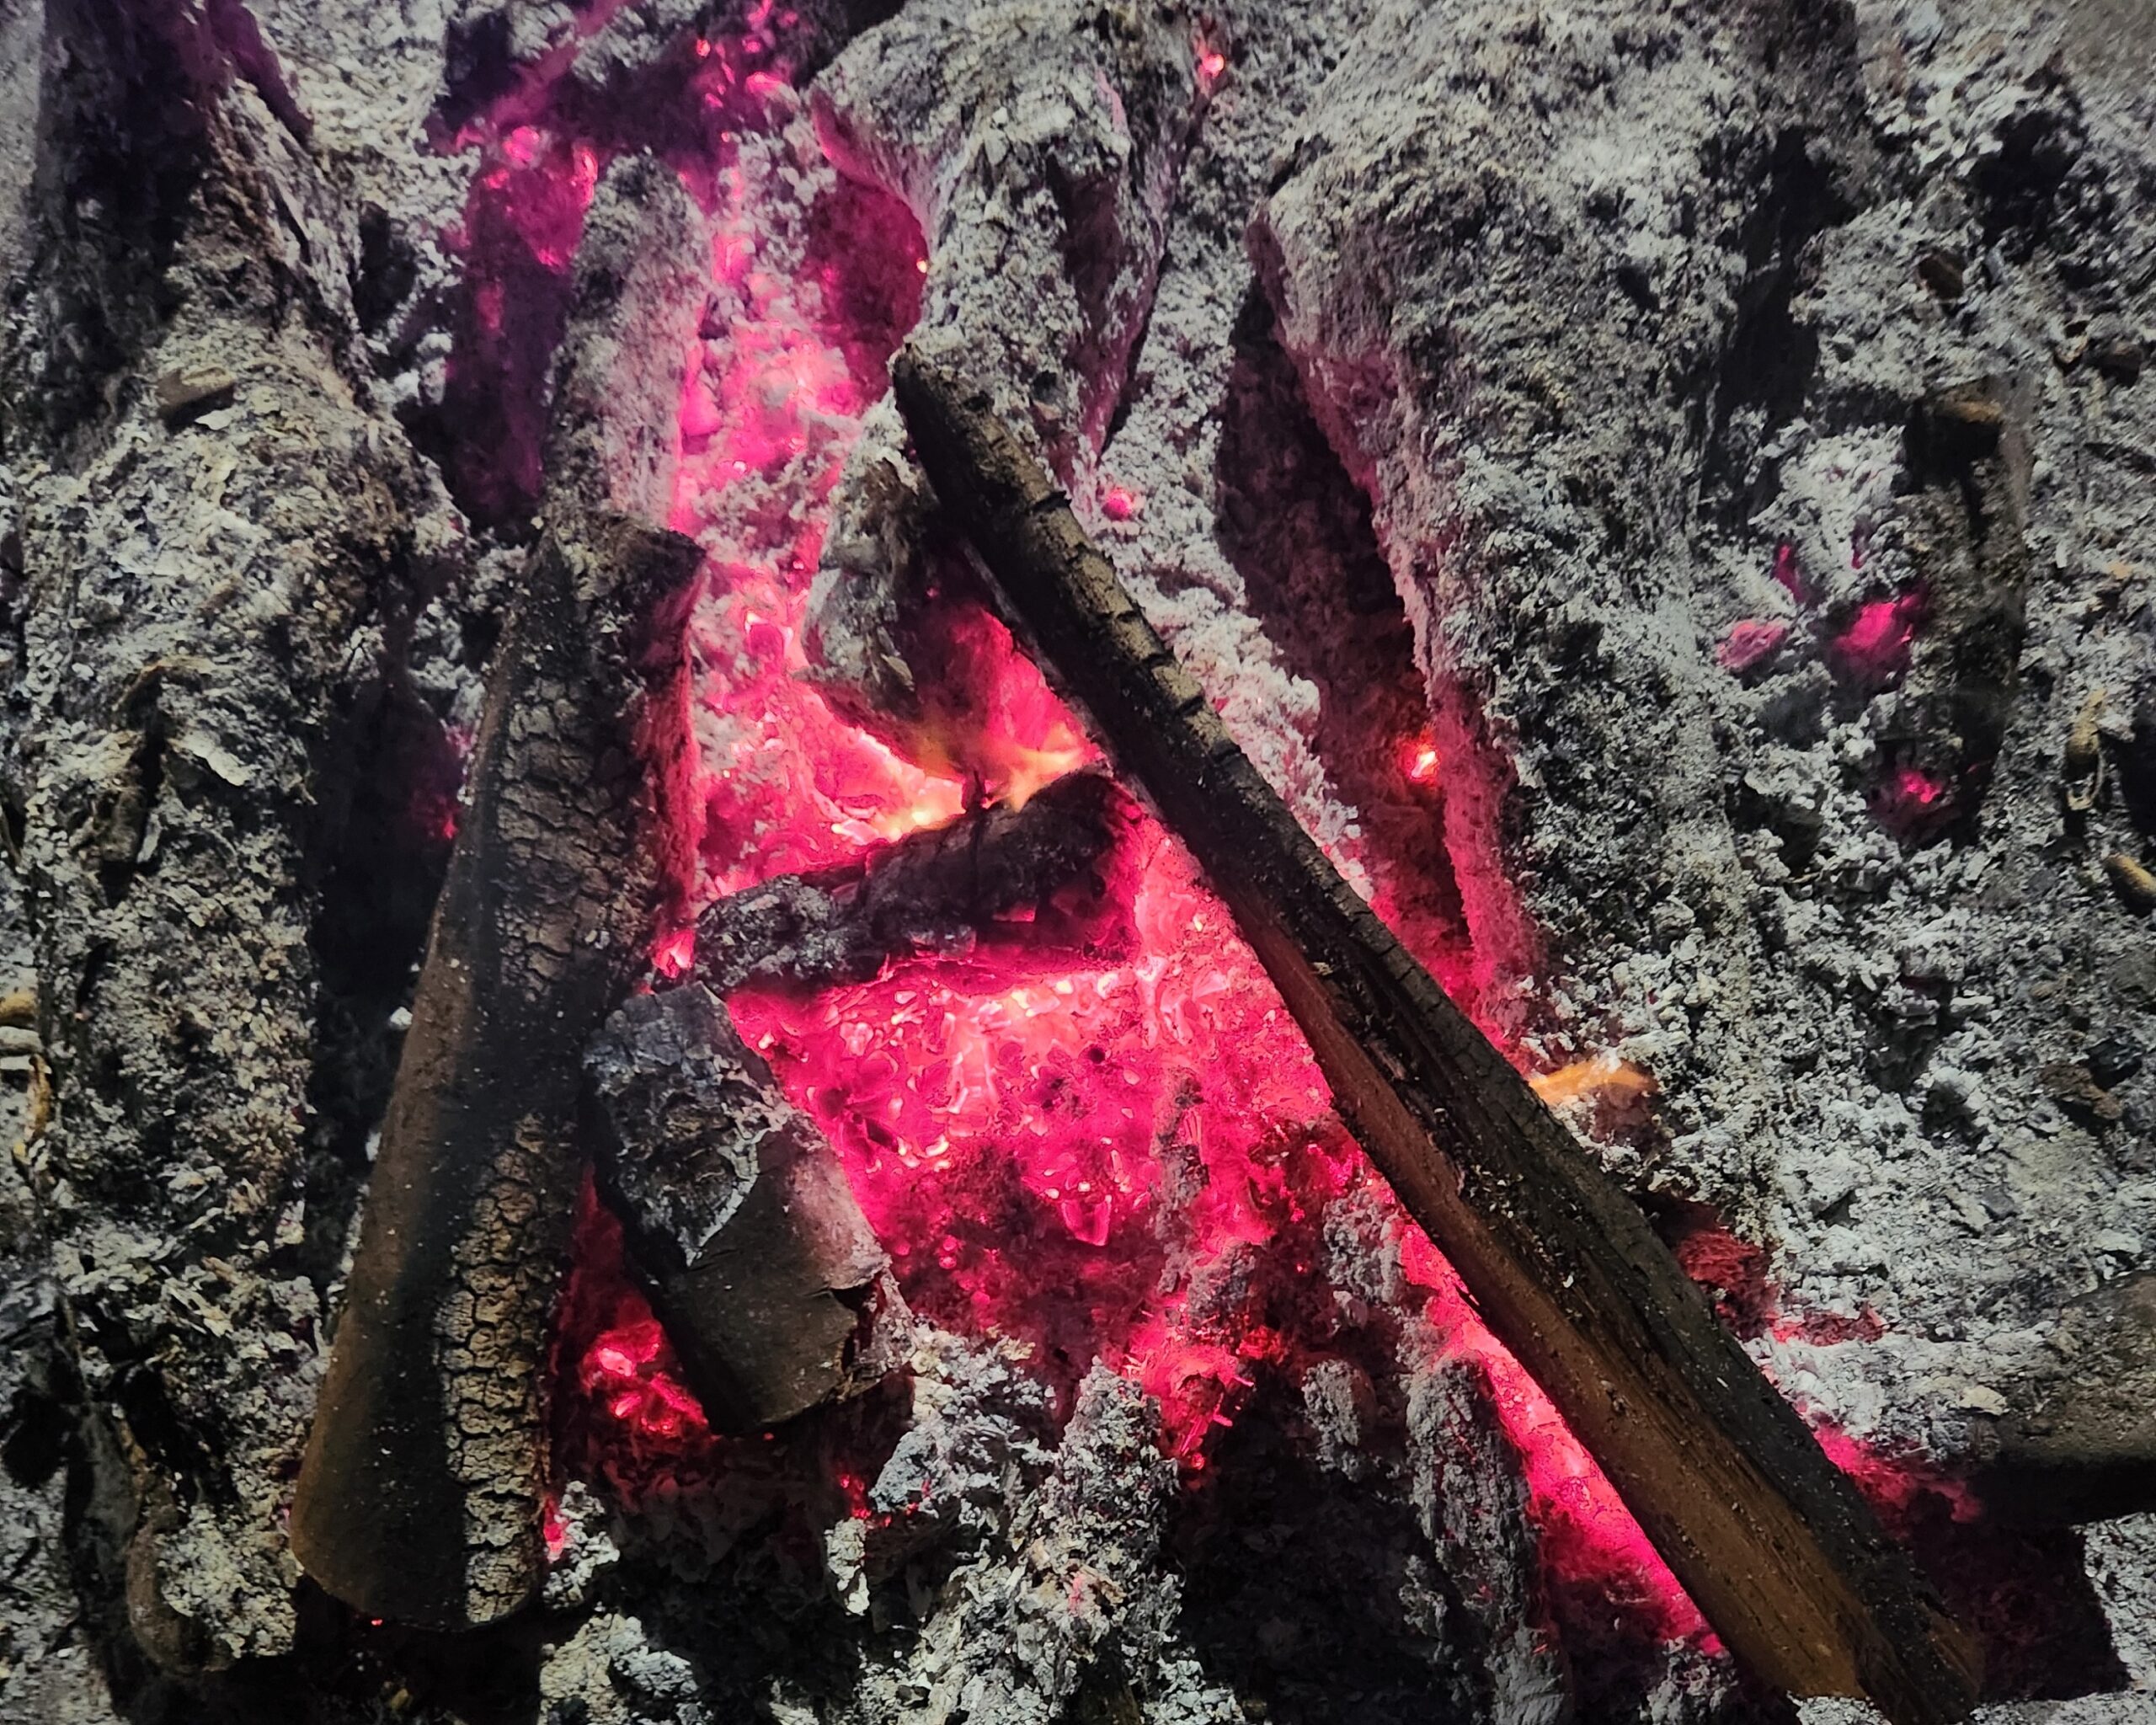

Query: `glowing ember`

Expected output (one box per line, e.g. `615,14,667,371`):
1830,589,1924,690
536,13,1706,1648
1716,618,1787,676
1529,1051,1653,1110
1872,761,1954,836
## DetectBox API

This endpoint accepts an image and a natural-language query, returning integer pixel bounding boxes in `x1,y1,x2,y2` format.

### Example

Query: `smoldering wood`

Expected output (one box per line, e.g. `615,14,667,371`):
289,511,700,1630
692,766,1129,995
586,772,1119,1430
584,983,910,1432
891,349,1985,1725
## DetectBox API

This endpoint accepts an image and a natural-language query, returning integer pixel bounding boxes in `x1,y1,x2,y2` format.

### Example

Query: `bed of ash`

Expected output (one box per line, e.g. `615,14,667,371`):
9,0,2154,1721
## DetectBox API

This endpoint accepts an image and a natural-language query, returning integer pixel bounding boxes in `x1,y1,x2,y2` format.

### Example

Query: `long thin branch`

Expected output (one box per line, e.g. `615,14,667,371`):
891,348,1983,1725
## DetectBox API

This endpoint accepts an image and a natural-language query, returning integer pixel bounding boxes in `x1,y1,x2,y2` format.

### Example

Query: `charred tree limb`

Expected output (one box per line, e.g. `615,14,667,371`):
691,766,1129,995
290,512,699,1630
584,984,909,1432
291,151,706,1632
891,350,1984,1725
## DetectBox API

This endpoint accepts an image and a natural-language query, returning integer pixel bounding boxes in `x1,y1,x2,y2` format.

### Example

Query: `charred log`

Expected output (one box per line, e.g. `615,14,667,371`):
584,982,909,1432
290,154,708,1632
692,766,1128,995
289,510,699,1631
891,349,1984,1724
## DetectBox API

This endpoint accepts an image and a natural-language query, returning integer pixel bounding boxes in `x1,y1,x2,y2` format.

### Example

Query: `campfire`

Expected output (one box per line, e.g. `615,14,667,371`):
3,2,2153,1723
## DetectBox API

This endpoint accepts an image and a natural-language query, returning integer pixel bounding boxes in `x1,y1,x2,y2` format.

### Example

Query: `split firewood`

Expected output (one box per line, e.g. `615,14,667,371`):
584,984,910,1432
291,156,708,1632
890,350,1983,1725
692,766,1129,995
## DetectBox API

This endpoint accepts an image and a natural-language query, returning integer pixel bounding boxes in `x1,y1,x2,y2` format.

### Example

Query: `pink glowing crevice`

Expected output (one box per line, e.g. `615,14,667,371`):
1830,588,1926,692
1770,539,1814,606
1717,617,1787,676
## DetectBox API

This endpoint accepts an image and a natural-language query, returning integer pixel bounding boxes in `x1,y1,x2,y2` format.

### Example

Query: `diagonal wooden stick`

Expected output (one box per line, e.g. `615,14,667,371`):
891,349,1983,1725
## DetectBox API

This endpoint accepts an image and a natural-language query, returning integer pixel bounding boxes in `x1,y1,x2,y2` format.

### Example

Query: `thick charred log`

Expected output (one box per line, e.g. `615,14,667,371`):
584,983,910,1432
891,349,1984,1725
289,512,699,1630
692,766,1128,995
290,153,708,1632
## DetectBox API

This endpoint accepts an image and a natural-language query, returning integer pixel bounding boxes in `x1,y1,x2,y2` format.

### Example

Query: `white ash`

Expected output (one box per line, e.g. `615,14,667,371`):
803,0,1201,725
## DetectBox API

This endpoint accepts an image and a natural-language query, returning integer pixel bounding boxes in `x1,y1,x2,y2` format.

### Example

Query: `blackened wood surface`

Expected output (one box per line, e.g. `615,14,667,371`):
693,767,1128,995
892,349,1983,1725
290,515,699,1629
585,984,909,1431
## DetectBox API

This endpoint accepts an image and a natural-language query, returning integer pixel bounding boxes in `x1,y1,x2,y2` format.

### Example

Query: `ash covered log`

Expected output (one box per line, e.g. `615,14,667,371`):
803,0,1202,733
891,352,1983,1724
693,766,1129,994
291,155,707,1631
1971,1270,2156,1529
584,984,908,1432
0,0,470,1671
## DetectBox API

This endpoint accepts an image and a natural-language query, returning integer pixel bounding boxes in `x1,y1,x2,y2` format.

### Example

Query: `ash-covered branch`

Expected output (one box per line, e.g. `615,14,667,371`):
693,766,1128,995
802,0,1202,731
891,349,1983,1725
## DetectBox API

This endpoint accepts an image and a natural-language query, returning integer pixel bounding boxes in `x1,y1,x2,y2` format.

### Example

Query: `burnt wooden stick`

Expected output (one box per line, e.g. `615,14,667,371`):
291,515,702,1629
1881,381,2032,832
892,350,1983,1725
584,984,910,1431
693,766,1128,995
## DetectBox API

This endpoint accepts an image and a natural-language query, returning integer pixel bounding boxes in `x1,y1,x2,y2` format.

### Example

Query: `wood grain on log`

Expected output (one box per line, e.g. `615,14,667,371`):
891,350,1985,1725
290,514,700,1629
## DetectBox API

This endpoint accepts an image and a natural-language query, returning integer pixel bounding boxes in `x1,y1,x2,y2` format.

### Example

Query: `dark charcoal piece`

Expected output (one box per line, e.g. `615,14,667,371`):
1972,1271,2156,1528
694,767,1128,996
585,984,910,1434
1877,381,2033,837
